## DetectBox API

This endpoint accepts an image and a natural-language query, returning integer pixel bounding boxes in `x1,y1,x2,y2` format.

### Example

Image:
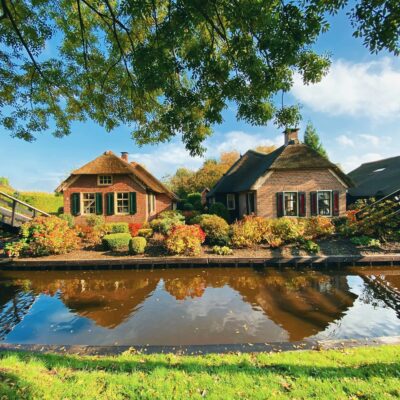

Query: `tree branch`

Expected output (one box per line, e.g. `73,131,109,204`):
76,0,88,70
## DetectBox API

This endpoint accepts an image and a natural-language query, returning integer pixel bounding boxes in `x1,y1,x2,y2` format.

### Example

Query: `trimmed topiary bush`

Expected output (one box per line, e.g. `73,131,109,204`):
209,202,229,221
102,233,131,251
197,214,230,245
105,222,129,234
129,236,147,254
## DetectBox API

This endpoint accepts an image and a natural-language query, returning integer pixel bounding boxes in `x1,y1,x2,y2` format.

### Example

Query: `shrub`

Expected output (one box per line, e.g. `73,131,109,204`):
138,228,153,238
271,217,303,243
231,216,271,248
165,225,206,256
150,211,185,234
209,202,229,221
19,216,80,256
152,232,166,244
333,212,359,237
129,223,142,237
182,210,200,223
301,240,320,254
351,236,381,248
187,192,203,211
129,236,147,254
102,233,131,251
85,215,105,229
304,216,335,239
197,214,230,245
105,222,129,233
76,225,103,248
58,213,75,228
183,202,194,211
4,240,29,258
211,245,233,255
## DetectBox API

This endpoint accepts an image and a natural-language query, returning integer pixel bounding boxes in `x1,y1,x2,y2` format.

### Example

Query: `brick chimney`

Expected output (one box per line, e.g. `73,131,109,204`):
284,128,300,146
121,152,129,162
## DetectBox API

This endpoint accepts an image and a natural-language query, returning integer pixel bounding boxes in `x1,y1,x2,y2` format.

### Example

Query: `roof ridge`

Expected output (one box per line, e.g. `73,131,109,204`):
360,155,400,166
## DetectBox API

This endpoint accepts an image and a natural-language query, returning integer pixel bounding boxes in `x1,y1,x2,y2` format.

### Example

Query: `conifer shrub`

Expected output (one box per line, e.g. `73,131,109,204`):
129,236,147,254
209,202,229,221
102,233,131,251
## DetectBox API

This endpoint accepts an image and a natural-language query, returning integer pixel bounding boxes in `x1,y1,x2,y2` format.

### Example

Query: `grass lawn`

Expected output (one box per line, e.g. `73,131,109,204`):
0,346,399,399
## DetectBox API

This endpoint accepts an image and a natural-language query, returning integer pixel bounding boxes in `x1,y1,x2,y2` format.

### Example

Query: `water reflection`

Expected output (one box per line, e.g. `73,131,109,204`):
0,267,399,345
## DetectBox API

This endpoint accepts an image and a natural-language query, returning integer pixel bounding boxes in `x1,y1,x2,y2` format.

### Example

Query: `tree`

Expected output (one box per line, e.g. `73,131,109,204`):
1,1,398,154
304,122,328,159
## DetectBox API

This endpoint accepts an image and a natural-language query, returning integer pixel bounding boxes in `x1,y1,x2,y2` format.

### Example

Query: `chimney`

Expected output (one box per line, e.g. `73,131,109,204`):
121,151,129,162
284,128,300,146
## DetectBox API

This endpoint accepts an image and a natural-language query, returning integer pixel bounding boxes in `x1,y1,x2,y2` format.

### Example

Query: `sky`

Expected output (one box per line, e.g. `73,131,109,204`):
1,6,400,192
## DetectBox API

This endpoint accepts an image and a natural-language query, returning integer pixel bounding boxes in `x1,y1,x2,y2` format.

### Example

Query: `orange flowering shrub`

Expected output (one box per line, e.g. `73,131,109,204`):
165,224,206,256
17,216,80,256
304,216,335,239
76,225,103,248
231,216,271,248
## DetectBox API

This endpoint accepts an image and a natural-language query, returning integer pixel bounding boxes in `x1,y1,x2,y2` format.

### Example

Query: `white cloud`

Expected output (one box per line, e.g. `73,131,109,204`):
358,134,391,147
214,130,283,155
336,134,355,147
292,58,400,120
128,130,283,179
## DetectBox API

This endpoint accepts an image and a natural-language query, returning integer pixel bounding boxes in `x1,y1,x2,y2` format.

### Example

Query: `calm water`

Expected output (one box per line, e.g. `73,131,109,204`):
0,267,399,345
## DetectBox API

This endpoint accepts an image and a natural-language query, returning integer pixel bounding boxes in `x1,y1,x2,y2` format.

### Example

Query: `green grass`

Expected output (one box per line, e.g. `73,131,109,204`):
0,346,399,399
17,192,63,214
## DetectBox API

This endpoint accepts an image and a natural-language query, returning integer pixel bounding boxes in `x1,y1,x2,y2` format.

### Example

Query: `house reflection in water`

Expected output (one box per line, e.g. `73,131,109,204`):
0,268,371,344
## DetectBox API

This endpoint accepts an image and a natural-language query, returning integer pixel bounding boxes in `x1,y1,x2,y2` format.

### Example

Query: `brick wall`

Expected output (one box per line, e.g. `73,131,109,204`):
256,169,347,218
63,174,172,224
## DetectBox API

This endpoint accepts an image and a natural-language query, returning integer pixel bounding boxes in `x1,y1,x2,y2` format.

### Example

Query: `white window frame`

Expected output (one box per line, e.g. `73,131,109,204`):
317,190,332,216
209,197,216,205
227,193,236,210
98,175,113,186
81,192,97,215
283,191,299,217
148,193,156,214
115,192,130,215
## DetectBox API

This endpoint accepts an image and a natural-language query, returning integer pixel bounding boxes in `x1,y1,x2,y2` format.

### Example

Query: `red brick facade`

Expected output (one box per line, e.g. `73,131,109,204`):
256,168,347,218
63,174,173,225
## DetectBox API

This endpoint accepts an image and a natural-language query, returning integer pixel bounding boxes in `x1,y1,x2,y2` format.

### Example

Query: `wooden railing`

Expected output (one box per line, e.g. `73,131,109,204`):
355,188,400,221
0,191,50,228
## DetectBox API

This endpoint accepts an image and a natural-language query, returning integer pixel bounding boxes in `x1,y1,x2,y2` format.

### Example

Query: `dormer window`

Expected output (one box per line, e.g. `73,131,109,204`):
98,175,112,186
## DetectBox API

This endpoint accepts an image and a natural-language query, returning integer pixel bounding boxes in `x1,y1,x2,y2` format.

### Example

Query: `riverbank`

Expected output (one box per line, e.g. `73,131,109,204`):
1,344,399,399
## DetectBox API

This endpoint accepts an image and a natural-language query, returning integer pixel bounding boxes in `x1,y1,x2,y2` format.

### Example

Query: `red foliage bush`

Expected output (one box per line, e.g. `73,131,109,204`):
129,223,143,237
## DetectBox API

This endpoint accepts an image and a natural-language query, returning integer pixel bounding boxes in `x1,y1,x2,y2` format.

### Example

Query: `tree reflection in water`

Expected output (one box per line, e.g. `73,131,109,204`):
0,267,399,344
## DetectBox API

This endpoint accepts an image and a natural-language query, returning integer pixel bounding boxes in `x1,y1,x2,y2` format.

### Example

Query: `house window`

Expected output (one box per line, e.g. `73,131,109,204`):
227,194,236,210
116,192,129,214
209,197,216,205
247,192,255,214
317,191,331,216
148,193,156,213
284,192,298,216
98,175,113,186
82,193,96,215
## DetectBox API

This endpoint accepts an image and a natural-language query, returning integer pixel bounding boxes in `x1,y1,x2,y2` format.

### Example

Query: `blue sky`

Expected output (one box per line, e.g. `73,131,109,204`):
1,7,399,192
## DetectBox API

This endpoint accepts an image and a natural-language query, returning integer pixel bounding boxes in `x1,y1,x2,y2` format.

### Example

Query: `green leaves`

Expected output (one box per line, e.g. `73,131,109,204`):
0,0,398,154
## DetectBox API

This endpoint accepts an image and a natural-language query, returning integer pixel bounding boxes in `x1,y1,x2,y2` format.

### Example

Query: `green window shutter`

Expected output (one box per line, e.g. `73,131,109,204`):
106,192,114,215
129,192,137,215
276,192,284,217
71,193,80,216
96,193,103,215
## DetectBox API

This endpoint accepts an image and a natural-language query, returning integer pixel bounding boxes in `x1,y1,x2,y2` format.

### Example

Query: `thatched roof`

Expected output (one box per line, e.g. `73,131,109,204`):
56,151,177,199
348,155,400,198
208,144,353,196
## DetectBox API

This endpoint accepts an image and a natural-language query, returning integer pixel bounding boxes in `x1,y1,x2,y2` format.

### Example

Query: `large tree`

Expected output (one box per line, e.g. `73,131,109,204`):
1,1,399,155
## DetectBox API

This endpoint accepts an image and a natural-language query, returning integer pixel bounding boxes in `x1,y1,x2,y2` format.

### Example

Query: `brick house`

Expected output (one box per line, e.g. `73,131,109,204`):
207,129,353,221
56,151,178,224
